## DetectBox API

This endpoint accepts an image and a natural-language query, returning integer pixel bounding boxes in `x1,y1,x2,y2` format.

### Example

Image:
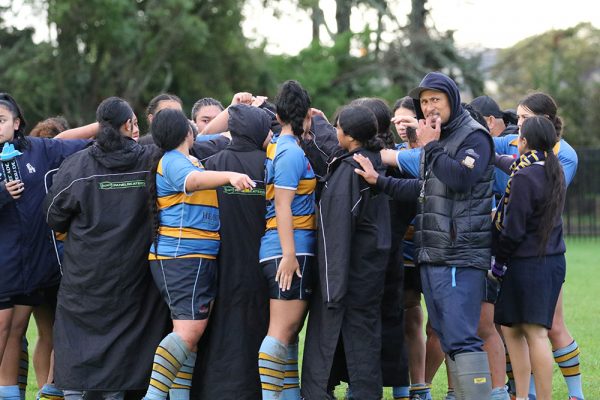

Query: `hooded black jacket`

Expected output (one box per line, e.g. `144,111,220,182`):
378,72,494,268
43,139,170,390
302,149,391,400
191,105,270,400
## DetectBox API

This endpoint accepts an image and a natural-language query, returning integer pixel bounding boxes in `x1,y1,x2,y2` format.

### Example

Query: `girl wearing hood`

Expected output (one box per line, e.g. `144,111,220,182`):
43,97,172,400
190,104,273,399
0,93,90,400
301,105,391,400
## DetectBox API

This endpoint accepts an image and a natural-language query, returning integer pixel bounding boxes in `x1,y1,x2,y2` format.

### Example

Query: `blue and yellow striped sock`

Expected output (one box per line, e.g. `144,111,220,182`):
144,332,190,400
282,342,300,399
18,337,28,400
409,383,431,398
259,336,287,400
37,383,64,400
392,386,410,399
553,340,584,399
169,351,196,400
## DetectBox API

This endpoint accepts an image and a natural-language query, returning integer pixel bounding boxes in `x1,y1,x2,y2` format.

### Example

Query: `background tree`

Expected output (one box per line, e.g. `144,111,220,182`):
1,0,267,133
490,22,600,145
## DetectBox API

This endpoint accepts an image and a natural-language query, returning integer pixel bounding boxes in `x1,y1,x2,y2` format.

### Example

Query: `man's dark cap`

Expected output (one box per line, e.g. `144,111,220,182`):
469,95,503,118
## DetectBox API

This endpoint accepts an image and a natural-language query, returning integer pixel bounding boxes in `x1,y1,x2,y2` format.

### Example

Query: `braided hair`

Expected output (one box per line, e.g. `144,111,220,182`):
0,93,28,150
275,80,311,138
191,97,224,122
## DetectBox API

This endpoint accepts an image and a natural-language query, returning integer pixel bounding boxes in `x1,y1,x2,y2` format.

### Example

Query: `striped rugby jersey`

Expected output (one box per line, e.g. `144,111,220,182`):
149,150,220,260
259,134,316,262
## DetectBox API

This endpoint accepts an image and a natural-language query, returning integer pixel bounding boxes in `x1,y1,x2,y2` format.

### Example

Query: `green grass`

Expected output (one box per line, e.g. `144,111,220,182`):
23,238,599,399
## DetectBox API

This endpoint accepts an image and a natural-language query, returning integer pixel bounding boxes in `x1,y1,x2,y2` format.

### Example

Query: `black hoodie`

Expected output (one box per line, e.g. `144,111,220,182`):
193,105,271,400
43,140,170,390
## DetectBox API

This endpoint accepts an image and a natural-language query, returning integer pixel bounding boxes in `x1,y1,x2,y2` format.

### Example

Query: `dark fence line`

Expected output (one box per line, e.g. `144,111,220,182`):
564,148,600,237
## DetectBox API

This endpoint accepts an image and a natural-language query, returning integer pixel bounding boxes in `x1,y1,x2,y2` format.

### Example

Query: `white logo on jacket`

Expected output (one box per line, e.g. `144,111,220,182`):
26,163,36,174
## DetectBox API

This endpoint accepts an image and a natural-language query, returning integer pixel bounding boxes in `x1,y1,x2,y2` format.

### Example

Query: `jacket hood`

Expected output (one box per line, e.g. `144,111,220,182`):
89,138,144,171
409,72,463,128
228,104,271,151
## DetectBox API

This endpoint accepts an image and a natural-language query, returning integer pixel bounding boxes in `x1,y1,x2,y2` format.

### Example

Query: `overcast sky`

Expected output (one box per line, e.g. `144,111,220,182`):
243,0,600,54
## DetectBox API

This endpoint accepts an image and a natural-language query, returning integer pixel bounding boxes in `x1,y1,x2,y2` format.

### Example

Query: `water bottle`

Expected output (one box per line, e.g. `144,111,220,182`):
0,142,23,182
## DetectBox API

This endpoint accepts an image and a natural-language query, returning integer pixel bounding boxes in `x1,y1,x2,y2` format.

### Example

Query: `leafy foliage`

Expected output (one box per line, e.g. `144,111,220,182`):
491,23,600,145
1,0,484,133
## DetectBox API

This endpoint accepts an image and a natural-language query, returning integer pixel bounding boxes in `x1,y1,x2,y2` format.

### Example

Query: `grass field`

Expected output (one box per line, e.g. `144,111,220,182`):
24,238,599,399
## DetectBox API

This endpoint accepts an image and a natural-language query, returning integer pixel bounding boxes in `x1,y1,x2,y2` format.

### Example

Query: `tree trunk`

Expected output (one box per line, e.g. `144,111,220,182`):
311,3,321,43
335,0,352,35
408,0,429,65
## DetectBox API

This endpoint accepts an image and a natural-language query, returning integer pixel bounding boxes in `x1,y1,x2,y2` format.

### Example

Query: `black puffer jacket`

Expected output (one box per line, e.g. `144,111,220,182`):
412,72,494,269
414,111,494,268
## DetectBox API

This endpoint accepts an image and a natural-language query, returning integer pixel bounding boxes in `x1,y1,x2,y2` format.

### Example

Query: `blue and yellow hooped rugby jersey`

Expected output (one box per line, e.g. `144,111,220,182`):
259,134,316,262
493,134,578,194
149,150,220,261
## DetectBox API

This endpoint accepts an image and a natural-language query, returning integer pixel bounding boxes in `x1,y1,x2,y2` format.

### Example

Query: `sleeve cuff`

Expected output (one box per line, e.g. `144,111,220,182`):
375,175,389,190
0,182,14,207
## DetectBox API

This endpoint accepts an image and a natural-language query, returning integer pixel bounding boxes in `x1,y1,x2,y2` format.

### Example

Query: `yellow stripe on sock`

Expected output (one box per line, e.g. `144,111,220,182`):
554,348,580,363
259,367,285,379
175,372,193,380
559,365,581,377
150,378,170,393
283,384,300,389
152,362,176,381
171,383,190,389
261,383,282,391
157,346,182,370
284,370,299,378
259,352,286,365
38,395,63,400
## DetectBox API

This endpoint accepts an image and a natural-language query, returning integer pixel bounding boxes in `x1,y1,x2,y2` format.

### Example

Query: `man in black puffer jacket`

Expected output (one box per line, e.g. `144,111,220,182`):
355,72,494,400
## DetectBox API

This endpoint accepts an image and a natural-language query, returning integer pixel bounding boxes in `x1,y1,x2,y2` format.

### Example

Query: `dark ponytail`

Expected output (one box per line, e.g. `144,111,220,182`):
146,93,182,120
519,92,563,139
521,116,566,254
0,93,28,150
350,97,394,149
336,105,383,152
275,80,311,138
147,108,192,255
95,97,134,152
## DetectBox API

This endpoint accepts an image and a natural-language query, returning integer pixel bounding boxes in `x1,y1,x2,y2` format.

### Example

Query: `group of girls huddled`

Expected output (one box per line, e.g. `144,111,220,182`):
0,74,582,400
